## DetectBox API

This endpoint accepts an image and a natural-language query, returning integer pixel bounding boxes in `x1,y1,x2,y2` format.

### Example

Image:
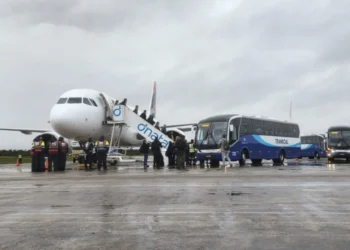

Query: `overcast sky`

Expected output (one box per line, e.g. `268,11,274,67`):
0,0,349,149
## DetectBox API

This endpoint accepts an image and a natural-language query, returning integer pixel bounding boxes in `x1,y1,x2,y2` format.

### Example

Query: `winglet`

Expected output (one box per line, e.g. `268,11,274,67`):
148,81,157,118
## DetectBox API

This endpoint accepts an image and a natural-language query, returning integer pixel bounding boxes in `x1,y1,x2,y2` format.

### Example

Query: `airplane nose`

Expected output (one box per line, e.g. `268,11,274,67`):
50,105,84,138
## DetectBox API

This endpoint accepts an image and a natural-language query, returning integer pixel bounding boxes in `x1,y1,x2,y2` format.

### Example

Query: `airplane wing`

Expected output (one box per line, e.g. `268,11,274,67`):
0,128,50,135
166,123,197,128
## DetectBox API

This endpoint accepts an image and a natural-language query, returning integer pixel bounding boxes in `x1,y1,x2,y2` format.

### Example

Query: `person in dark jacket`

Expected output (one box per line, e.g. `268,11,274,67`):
175,136,187,169
166,141,175,167
161,125,167,134
120,98,127,106
155,122,160,130
151,137,162,169
133,105,139,114
147,115,156,126
140,110,147,120
84,137,94,170
139,140,150,168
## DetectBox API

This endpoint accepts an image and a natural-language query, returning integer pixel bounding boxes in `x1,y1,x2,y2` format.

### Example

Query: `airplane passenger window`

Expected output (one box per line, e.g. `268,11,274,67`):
57,98,67,104
67,97,82,104
83,98,92,106
89,99,98,107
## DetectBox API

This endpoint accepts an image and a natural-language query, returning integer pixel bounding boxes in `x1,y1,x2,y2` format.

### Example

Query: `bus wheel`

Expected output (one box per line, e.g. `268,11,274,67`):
239,150,248,166
273,150,285,165
251,159,262,165
279,150,285,164
315,152,320,160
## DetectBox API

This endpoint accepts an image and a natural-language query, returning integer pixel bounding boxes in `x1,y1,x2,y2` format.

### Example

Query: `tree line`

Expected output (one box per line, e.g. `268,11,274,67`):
0,150,30,157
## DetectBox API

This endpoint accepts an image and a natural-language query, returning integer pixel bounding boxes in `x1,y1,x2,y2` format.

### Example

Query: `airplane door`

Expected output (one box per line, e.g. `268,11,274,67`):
99,93,112,120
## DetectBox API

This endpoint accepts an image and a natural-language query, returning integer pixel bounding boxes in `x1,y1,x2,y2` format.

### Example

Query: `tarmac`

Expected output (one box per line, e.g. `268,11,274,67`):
1,158,350,250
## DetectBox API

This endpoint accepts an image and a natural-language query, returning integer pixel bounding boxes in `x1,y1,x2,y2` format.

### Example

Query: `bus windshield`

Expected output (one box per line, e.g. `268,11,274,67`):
196,122,228,146
328,131,350,149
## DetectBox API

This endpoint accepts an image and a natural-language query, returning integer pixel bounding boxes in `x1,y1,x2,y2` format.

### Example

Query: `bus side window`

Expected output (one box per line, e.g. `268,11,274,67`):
240,118,252,135
292,124,299,138
282,124,289,137
252,119,263,135
287,124,294,137
274,123,282,137
263,121,274,136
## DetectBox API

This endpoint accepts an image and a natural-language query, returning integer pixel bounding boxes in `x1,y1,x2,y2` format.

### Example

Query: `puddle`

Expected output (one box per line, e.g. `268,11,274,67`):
228,192,245,196
102,205,116,209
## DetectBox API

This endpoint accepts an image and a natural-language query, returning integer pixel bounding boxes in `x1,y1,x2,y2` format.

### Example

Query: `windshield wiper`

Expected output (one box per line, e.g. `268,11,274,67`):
199,129,210,147
333,138,349,148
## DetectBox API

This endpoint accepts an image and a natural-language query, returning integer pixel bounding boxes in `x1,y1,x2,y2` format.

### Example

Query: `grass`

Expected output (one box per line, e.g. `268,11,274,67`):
0,155,73,165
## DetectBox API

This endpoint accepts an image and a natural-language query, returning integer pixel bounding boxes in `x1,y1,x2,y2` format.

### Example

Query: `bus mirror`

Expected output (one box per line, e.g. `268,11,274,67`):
229,124,234,131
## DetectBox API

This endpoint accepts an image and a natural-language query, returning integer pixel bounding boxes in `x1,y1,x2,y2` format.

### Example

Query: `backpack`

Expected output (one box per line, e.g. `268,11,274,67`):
223,140,230,150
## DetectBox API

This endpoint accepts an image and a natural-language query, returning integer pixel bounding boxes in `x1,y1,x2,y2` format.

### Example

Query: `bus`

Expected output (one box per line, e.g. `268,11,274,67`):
326,126,350,162
194,114,300,166
300,134,326,159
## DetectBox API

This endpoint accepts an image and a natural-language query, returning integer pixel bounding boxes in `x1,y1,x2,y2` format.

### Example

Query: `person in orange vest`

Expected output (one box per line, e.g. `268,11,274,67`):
33,136,46,172
48,139,59,172
57,137,68,171
95,136,110,171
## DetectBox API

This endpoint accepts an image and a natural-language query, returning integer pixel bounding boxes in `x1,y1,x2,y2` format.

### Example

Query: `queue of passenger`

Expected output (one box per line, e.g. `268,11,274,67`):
139,136,197,170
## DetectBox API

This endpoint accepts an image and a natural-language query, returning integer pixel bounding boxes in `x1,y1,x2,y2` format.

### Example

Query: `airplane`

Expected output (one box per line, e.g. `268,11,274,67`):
0,82,197,152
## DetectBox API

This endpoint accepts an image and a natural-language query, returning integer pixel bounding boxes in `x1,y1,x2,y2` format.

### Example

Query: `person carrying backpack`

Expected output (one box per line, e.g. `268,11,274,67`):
139,140,150,169
219,134,232,168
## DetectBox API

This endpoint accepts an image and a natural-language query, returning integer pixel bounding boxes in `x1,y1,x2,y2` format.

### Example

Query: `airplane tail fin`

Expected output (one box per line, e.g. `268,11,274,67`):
148,81,157,118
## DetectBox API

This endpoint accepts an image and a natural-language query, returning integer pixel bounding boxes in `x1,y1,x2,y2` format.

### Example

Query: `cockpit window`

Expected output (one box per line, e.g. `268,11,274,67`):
57,98,67,104
67,97,82,104
83,98,92,106
89,99,98,107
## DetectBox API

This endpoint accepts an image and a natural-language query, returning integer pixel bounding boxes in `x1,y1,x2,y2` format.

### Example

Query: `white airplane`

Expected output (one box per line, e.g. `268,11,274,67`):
0,82,197,151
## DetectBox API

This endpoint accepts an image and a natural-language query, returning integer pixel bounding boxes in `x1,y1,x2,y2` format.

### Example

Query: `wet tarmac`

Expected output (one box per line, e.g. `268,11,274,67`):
1,159,350,249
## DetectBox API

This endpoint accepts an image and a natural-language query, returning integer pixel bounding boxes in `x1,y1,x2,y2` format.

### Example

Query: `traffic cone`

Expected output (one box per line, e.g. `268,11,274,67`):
45,158,48,170
16,160,19,166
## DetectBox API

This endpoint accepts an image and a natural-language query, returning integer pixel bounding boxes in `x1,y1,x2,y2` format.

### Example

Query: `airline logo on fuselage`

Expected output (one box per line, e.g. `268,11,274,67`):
113,106,122,117
137,123,168,148
275,139,288,144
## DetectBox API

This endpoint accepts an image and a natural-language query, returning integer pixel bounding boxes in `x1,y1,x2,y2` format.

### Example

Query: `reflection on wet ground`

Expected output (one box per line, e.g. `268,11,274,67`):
1,158,350,250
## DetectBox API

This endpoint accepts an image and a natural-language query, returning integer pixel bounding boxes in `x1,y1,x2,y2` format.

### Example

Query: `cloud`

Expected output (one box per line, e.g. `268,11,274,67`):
1,0,350,149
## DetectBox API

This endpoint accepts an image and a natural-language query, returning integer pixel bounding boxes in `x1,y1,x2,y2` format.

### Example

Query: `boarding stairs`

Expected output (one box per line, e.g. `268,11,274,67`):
106,104,173,153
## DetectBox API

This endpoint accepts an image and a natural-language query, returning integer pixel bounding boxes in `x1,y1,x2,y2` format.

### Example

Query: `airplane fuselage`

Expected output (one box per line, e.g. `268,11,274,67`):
49,89,143,145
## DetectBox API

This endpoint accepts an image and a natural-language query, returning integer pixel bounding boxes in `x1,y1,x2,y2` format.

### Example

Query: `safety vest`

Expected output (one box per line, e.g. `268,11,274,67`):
18,154,22,159
189,143,195,153
58,141,68,153
48,141,59,155
34,141,45,153
95,140,109,151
